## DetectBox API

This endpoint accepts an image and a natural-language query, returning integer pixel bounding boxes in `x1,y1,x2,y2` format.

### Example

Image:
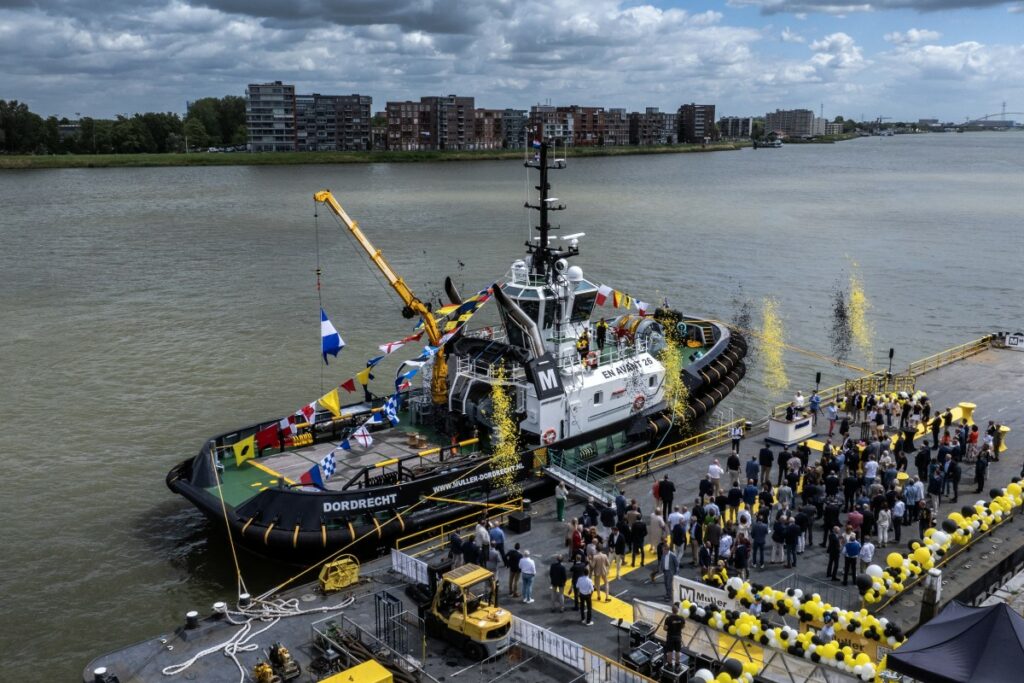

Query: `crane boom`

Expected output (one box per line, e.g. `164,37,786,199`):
314,190,448,405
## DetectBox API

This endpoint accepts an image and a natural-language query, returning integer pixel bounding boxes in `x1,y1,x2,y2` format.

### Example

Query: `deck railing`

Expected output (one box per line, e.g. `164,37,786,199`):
612,417,747,483
907,335,993,377
768,335,994,419
394,498,523,556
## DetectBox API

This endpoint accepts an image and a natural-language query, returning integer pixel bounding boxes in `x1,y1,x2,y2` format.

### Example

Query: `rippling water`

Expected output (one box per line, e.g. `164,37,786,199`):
2,133,1022,679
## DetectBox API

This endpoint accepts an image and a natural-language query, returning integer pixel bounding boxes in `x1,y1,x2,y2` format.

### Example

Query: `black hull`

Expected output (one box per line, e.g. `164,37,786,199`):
167,329,746,564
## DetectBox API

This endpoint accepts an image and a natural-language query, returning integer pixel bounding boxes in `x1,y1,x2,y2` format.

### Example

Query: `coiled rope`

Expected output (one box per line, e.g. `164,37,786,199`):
161,594,354,682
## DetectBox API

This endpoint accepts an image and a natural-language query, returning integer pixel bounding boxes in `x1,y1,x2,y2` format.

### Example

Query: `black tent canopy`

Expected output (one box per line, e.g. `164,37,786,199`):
886,601,1024,683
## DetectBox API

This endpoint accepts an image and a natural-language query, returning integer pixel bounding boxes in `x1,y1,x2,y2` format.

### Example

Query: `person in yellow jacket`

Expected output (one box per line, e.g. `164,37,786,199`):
576,329,590,360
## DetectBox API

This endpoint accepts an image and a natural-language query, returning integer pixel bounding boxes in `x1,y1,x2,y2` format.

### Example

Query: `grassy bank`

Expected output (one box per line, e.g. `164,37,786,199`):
0,141,748,170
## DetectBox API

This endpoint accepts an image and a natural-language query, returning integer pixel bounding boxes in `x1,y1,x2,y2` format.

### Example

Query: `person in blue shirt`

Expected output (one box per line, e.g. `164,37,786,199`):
810,390,822,425
842,535,862,586
489,524,507,566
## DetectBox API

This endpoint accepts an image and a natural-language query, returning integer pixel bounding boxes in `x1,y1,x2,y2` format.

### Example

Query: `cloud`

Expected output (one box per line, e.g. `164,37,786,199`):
892,40,1022,79
728,0,1014,13
1,0,1020,122
884,28,942,44
781,26,806,42
809,32,868,69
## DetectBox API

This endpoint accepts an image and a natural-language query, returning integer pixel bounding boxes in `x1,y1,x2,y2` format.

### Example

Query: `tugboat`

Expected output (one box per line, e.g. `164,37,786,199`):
167,141,747,562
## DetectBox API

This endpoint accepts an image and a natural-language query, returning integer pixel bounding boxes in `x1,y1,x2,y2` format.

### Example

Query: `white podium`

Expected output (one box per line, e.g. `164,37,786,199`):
766,414,815,446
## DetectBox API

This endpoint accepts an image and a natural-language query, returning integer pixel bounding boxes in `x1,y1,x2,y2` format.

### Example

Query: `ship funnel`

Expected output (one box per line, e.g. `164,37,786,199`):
492,284,546,358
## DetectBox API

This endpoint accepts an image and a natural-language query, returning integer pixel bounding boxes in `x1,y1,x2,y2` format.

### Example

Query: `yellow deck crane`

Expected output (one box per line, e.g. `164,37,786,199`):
313,190,448,406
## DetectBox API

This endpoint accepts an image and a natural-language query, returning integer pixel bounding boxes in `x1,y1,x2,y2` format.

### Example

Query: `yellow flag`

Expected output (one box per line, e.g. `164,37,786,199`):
356,367,372,386
437,304,459,315
233,434,256,468
319,388,341,418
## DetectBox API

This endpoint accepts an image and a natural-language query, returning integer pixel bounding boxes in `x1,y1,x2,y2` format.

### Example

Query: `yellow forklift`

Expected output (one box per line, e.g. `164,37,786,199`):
409,563,511,661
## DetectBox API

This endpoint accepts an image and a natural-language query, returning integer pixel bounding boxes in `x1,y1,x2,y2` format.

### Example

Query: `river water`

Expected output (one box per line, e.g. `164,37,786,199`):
2,133,1022,679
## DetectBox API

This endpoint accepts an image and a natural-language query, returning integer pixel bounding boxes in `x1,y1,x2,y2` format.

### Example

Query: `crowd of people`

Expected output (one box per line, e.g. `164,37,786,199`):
447,388,1011,623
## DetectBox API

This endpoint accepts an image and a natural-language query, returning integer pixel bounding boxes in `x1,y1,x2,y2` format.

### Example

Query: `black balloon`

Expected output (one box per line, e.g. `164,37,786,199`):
962,506,976,517
723,659,744,677
991,488,1002,498
942,519,958,533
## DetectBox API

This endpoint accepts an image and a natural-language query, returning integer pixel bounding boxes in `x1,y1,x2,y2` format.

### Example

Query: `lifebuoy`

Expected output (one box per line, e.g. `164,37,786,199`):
632,395,646,412
585,351,598,369
480,326,493,340
542,428,557,445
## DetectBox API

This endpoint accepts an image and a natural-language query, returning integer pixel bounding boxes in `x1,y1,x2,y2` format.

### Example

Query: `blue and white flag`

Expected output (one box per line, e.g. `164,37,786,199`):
416,345,439,362
395,363,421,391
383,394,400,426
320,308,345,364
319,451,337,479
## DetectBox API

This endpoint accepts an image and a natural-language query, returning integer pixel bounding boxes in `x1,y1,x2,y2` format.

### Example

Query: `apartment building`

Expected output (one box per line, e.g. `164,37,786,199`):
529,105,574,145
605,108,630,146
386,95,476,150
294,93,372,151
678,103,717,144
474,109,504,149
629,107,678,145
765,108,815,138
501,109,528,149
246,81,296,152
718,116,754,139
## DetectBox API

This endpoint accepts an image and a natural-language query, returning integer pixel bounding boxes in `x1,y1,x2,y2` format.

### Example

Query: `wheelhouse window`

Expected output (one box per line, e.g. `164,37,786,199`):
594,391,603,405
570,291,596,323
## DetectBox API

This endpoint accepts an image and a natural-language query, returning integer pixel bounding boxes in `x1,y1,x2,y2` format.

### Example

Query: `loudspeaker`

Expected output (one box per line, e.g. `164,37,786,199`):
508,512,531,533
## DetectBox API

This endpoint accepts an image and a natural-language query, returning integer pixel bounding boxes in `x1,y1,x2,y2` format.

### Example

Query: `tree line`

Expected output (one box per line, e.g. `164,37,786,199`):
0,97,246,155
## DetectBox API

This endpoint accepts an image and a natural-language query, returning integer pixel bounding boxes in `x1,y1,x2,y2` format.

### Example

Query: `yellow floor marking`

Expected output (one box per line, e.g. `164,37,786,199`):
559,555,654,624
248,459,296,485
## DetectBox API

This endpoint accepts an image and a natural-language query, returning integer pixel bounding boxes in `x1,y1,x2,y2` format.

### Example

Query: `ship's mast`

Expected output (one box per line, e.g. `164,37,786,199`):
524,139,574,280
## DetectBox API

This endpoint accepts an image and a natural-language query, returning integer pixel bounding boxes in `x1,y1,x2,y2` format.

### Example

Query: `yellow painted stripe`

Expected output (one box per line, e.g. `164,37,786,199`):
375,458,399,468
293,524,300,548
248,459,296,485
263,522,275,545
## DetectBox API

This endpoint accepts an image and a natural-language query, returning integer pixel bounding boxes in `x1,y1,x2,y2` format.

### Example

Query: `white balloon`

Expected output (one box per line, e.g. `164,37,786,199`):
694,670,714,683
866,564,883,578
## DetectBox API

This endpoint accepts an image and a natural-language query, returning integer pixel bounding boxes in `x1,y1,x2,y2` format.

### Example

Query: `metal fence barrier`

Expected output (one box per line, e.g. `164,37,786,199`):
391,547,430,584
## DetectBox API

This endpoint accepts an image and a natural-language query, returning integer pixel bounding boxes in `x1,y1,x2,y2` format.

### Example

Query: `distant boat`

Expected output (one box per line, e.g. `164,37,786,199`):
757,139,782,148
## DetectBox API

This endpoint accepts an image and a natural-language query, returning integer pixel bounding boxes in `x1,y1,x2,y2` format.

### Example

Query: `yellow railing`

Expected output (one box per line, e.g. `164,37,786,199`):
768,377,863,419
395,497,523,556
871,492,1012,614
768,335,994,419
612,418,747,482
907,335,993,377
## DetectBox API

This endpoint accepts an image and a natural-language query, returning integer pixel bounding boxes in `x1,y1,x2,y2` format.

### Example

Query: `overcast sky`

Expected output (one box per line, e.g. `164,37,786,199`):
2,0,1021,122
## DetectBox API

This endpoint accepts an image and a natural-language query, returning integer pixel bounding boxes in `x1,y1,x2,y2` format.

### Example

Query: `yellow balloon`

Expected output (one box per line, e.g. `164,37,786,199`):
913,547,931,564
886,552,903,569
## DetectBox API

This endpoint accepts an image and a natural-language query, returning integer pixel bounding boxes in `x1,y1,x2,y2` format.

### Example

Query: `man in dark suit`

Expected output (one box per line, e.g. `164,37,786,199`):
659,475,675,521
